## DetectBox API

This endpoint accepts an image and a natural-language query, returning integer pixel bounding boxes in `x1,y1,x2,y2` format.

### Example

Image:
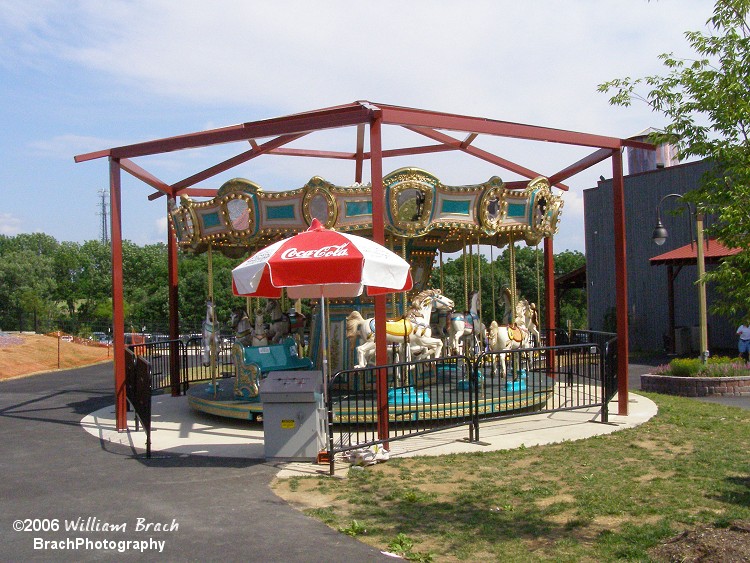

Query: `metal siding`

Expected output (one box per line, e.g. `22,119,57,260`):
585,160,734,353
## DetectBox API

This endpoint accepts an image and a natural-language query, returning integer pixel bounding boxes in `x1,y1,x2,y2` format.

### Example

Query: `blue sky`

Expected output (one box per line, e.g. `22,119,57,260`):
0,0,710,252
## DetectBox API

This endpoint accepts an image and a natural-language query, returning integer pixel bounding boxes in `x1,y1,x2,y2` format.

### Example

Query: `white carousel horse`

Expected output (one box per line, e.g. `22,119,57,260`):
346,289,454,369
519,298,541,346
201,299,219,367
230,308,254,347
265,299,306,345
250,310,269,346
487,299,531,378
446,290,487,355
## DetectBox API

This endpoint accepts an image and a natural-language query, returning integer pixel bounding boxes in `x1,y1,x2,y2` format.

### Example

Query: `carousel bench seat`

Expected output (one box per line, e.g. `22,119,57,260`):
233,337,313,400
241,337,313,373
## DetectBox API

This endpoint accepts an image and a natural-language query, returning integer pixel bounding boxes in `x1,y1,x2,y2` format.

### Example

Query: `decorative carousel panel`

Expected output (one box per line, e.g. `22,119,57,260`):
258,197,304,232
384,168,438,236
337,197,373,230
302,179,337,228
225,196,256,235
432,192,479,227
477,177,506,235
523,177,563,244
217,177,262,197
192,203,229,238
168,199,193,245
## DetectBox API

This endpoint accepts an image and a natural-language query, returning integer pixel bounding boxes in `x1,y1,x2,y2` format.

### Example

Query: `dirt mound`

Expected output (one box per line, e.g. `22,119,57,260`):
0,333,111,380
649,521,750,562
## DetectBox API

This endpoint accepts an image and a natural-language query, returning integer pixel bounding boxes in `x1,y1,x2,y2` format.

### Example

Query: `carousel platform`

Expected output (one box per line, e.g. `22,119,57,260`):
186,366,555,424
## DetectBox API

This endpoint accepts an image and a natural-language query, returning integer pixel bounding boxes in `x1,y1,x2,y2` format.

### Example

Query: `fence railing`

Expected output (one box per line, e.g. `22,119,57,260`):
126,329,616,472
127,337,235,393
326,333,616,475
326,354,477,473
124,347,152,458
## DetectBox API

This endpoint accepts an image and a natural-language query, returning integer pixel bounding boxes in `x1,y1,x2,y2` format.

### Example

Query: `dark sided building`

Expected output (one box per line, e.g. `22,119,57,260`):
584,155,737,355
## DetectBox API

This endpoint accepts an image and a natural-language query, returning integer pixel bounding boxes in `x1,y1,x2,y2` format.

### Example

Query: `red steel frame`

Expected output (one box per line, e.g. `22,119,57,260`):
76,101,651,434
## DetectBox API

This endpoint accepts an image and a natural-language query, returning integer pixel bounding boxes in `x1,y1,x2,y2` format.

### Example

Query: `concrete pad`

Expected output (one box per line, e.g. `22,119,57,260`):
81,392,657,478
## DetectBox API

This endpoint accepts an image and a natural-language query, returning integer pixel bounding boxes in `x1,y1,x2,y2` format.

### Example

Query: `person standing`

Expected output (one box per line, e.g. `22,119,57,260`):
737,321,750,364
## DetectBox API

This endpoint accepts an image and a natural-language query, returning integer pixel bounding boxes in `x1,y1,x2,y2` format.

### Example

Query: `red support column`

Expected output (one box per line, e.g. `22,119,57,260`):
109,158,127,431
370,116,389,443
167,198,181,396
544,236,556,374
612,149,630,415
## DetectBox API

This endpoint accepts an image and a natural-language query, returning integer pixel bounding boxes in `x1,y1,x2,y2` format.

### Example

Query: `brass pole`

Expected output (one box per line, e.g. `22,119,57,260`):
696,213,709,364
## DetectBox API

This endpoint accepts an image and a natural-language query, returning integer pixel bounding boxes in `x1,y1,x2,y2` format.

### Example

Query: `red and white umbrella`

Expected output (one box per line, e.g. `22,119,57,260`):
231,218,412,298
231,218,413,381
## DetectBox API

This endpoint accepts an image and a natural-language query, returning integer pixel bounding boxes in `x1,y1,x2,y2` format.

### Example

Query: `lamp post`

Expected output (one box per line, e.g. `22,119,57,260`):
652,193,709,364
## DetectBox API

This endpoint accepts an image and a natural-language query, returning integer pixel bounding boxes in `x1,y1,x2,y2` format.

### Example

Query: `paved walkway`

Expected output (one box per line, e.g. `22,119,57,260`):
83,386,657,478
0,364,391,561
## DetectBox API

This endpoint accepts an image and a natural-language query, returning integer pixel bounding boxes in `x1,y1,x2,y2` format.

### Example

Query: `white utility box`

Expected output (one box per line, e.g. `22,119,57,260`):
260,371,325,461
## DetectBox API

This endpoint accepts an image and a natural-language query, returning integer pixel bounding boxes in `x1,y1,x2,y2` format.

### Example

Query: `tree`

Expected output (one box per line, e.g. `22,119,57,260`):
599,0,750,321
429,245,586,329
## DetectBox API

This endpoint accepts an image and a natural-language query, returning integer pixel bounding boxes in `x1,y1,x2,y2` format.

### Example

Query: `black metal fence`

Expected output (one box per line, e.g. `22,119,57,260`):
126,329,616,472
124,348,152,458
327,331,617,475
127,337,235,393
327,354,477,473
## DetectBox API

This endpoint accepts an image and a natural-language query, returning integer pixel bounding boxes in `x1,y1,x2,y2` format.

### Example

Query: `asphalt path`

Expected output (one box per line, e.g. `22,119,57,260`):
0,363,391,562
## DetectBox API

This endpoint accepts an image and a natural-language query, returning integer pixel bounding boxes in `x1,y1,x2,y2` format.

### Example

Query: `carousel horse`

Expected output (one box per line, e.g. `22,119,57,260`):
487,299,531,378
346,289,454,369
265,299,307,345
446,290,487,355
519,298,541,346
201,299,219,367
230,308,254,347
250,310,269,346
429,306,450,340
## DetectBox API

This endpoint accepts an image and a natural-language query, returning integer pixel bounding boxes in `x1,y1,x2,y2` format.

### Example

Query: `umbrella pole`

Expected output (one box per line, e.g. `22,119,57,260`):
208,244,217,398
319,297,329,398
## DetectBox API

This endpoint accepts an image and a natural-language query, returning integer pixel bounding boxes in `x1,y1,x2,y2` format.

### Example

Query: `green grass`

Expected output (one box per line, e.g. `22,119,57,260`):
285,393,750,561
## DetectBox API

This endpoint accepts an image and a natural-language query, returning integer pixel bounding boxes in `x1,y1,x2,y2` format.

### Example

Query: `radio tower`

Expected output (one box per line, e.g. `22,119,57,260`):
98,189,109,244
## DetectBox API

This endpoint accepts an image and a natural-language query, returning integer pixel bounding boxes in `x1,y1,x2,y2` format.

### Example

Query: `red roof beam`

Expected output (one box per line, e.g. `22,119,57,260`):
119,159,171,194
268,148,356,159
548,148,613,186
406,125,569,191
77,104,374,162
379,104,623,150
170,133,308,193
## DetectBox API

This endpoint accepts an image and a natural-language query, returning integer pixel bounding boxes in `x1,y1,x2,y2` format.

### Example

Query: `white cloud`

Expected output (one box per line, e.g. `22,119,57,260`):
0,213,22,236
0,0,715,251
28,134,124,159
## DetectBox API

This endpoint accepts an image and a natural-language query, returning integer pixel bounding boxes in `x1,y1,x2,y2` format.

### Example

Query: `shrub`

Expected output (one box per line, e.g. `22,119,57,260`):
702,361,749,378
657,356,750,377
668,358,703,377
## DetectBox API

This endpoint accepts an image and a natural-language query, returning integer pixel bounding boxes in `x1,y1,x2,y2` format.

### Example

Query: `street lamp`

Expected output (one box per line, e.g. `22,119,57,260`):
652,193,709,364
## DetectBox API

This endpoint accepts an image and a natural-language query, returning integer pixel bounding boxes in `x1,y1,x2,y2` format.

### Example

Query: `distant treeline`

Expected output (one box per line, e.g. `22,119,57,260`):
0,233,585,336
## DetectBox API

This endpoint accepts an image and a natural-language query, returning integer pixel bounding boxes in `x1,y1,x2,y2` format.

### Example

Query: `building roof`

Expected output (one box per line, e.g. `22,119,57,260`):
649,239,741,266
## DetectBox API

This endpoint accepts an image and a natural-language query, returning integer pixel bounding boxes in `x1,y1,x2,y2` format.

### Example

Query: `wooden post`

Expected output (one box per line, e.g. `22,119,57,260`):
612,149,629,416
110,158,127,431
370,116,389,443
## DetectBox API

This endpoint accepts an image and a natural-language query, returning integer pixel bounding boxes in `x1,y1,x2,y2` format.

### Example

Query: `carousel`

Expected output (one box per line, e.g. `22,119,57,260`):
169,167,563,421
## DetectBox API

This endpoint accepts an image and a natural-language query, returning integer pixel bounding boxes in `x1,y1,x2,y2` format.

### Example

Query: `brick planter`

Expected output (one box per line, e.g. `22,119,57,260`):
640,374,750,397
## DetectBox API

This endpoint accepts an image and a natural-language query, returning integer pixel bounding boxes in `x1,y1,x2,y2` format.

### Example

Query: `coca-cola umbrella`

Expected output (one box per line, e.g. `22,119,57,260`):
231,218,413,382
